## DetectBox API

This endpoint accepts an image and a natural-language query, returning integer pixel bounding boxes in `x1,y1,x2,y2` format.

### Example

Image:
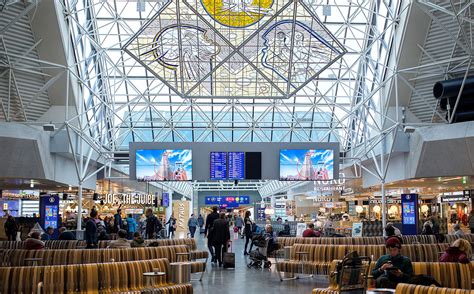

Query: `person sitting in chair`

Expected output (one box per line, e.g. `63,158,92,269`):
371,237,413,289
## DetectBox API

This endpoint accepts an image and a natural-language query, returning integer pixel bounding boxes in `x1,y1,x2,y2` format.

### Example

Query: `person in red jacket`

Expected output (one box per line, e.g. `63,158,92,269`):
302,223,321,237
24,232,45,250
439,238,471,264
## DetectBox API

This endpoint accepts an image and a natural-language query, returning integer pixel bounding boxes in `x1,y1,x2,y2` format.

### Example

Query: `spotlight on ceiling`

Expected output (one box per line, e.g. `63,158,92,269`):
30,182,34,188
403,126,416,133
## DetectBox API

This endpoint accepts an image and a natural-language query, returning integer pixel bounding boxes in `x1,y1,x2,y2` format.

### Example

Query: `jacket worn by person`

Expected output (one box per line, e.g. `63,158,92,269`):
371,254,413,283
205,212,219,236
188,218,199,228
4,218,18,235
85,218,98,247
24,238,45,250
146,215,160,239
108,238,131,248
468,214,474,229
198,216,204,227
126,217,137,233
114,213,123,230
244,217,253,237
302,229,320,237
131,237,146,247
58,231,76,240
211,218,230,245
439,246,470,264
235,217,244,228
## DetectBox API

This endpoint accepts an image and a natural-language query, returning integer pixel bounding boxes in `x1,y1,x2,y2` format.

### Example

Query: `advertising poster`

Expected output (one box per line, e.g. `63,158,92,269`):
351,222,363,237
172,200,190,238
39,195,59,239
296,223,307,237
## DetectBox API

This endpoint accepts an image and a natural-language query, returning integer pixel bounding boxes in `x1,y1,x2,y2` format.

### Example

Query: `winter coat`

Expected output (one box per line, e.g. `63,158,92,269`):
439,246,470,264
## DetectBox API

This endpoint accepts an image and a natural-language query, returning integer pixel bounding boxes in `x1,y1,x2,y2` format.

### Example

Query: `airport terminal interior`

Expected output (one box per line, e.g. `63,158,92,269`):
1,0,474,293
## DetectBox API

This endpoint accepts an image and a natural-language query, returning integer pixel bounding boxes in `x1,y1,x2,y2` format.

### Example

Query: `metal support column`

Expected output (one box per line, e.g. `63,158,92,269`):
381,133,387,236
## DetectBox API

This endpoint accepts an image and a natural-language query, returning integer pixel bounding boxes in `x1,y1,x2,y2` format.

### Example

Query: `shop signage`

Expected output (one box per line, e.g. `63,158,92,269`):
441,195,471,202
103,193,154,205
173,200,190,238
462,190,474,198
2,190,39,200
313,175,346,191
370,198,401,204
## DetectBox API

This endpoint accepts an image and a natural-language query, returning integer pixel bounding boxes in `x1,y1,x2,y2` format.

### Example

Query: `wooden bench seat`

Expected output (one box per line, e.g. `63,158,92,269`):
312,262,473,293
0,258,192,293
395,283,474,294
277,243,449,277
275,235,441,247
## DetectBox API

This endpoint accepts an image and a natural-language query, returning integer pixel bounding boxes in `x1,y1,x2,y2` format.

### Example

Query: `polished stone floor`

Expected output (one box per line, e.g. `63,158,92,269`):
191,232,328,294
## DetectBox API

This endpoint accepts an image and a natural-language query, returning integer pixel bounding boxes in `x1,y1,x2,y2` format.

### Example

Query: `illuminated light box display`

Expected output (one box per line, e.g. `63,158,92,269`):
0,199,20,217
210,151,260,180
205,196,250,208
280,149,334,181
136,149,192,181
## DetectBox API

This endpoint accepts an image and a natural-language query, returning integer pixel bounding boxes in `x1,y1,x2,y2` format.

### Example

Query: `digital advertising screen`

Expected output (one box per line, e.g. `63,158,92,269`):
210,152,227,180
280,149,334,181
0,199,20,217
205,196,250,206
228,152,245,180
45,205,59,229
136,149,192,181
162,192,170,207
402,202,416,224
401,193,418,235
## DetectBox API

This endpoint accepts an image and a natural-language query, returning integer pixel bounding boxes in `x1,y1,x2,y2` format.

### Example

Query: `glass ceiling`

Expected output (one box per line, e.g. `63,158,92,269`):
63,0,402,152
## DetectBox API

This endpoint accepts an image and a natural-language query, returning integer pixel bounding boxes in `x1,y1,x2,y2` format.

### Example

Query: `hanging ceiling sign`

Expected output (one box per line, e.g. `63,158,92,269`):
103,193,154,205
441,195,471,203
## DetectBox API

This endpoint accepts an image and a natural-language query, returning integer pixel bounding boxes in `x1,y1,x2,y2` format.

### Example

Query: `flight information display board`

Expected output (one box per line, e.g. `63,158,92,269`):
210,152,228,180
205,196,250,206
228,152,245,180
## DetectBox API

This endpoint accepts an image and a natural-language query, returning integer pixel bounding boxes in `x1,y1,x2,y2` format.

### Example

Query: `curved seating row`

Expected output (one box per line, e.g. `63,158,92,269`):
276,243,449,276
394,283,473,294
1,244,205,275
276,235,437,247
311,262,473,293
0,258,193,294
0,238,209,260
276,234,474,247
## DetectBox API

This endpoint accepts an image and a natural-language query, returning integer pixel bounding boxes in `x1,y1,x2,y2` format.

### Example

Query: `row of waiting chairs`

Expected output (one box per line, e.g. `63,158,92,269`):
275,234,474,247
312,261,473,293
276,243,450,276
0,238,200,250
0,258,193,294
0,245,206,275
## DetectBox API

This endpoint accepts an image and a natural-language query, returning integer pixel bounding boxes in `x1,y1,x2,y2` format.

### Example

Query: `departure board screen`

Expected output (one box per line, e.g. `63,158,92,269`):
210,152,228,180
228,152,245,179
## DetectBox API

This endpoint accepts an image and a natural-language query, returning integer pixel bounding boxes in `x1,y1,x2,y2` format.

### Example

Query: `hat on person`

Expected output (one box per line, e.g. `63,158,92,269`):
386,237,402,249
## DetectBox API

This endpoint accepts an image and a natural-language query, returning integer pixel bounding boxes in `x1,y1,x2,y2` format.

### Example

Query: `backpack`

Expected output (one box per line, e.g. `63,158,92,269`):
408,275,442,287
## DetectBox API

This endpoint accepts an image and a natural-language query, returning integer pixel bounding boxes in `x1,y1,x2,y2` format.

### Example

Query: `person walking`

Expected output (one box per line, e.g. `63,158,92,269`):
212,213,230,267
188,214,199,238
243,210,254,255
145,208,160,239
198,214,204,234
126,214,137,240
166,215,177,239
4,215,18,241
85,210,99,248
235,214,244,237
205,207,220,263
468,210,474,234
113,208,123,233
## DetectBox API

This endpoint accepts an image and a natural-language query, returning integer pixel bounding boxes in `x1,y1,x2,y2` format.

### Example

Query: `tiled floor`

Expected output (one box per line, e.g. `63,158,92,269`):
191,233,328,294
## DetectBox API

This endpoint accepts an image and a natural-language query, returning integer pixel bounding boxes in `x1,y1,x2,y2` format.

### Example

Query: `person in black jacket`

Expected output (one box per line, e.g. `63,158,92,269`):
212,213,230,267
145,208,162,239
4,215,18,241
58,227,75,240
85,210,99,248
205,206,219,263
243,210,253,255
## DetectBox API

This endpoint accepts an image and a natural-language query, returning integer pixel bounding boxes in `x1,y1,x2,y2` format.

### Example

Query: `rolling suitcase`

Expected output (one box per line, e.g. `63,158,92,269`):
223,240,235,269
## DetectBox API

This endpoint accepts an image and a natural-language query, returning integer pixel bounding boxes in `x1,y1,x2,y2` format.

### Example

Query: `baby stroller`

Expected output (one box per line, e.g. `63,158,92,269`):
247,234,272,269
